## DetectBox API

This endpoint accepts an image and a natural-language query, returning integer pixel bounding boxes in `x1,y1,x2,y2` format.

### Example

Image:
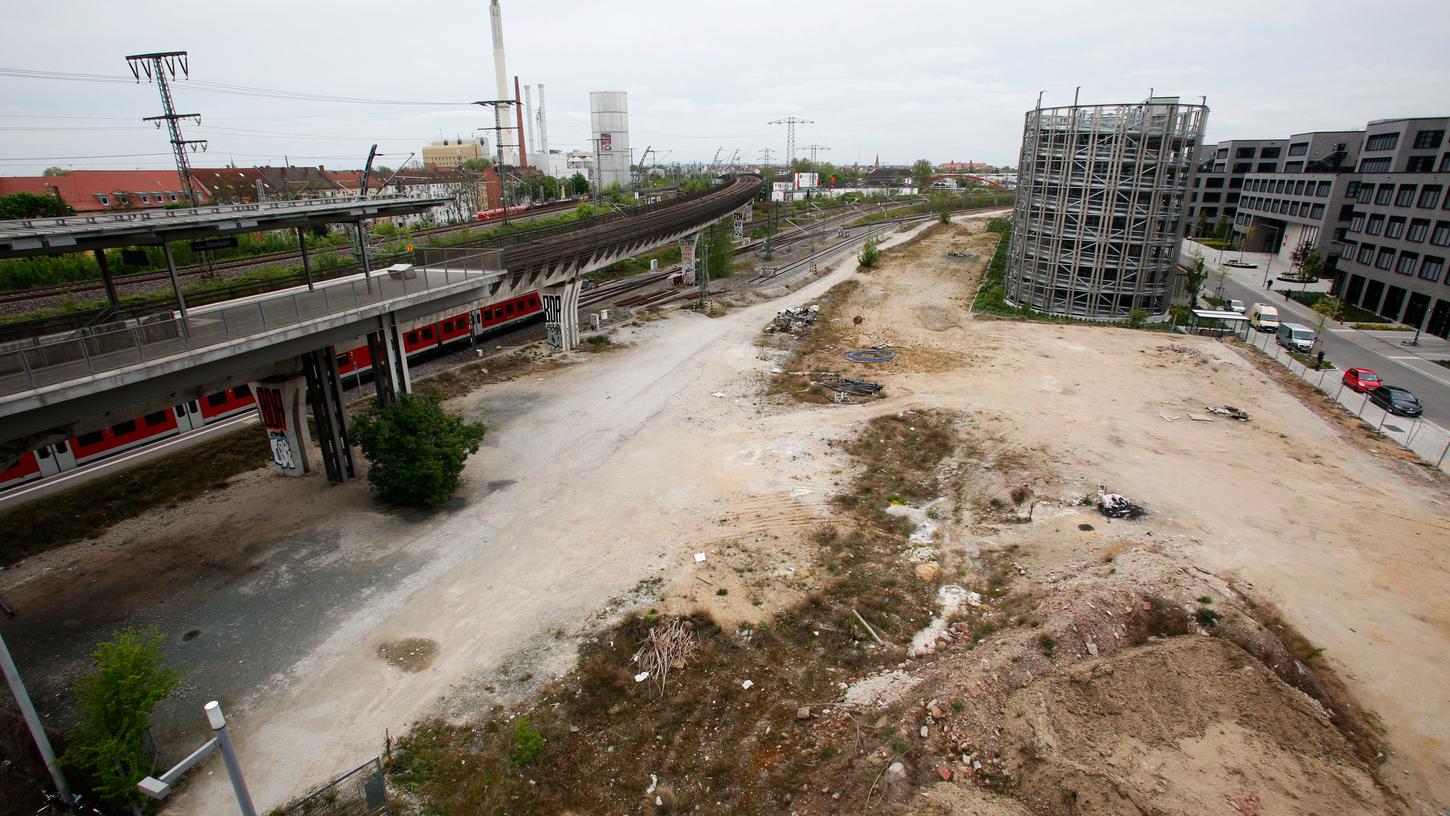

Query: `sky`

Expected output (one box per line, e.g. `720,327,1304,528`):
2,0,1448,176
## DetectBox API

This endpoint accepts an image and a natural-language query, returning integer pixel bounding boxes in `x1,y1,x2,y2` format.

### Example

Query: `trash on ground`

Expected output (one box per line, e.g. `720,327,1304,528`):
1187,413,1214,422
634,671,650,683
694,552,707,563
821,378,884,396
1097,485,1145,519
772,304,820,334
1156,413,1180,422
845,349,897,363
1206,405,1251,421
741,679,754,690
712,392,726,398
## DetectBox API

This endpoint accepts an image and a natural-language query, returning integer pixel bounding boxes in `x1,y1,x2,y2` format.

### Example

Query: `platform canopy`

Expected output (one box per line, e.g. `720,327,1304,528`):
0,194,449,259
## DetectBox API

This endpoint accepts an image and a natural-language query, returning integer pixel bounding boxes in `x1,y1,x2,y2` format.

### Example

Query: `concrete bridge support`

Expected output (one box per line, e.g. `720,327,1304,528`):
542,278,583,351
366,312,412,406
733,204,750,240
252,375,312,477
301,346,356,483
679,231,701,286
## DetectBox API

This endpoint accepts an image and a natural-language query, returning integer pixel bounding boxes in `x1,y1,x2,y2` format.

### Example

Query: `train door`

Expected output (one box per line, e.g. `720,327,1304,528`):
175,400,203,431
35,440,77,476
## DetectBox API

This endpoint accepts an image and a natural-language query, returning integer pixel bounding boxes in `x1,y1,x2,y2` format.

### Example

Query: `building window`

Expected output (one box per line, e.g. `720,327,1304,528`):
1358,244,1376,264
1310,203,1325,220
1375,185,1394,205
1396,185,1417,206
1289,142,1309,156
1408,156,1435,173
1293,180,1305,195
1441,154,1450,172
95,194,109,205
1367,214,1385,235
1235,147,1254,158
1316,181,1331,197
1260,146,1281,158
1205,176,1224,188
1275,180,1287,194
1217,148,1229,159
1419,185,1442,208
1291,202,1302,217
1432,221,1450,247
1397,252,1419,275
1349,214,1366,233
1341,241,1356,259
1258,162,1278,172
1365,132,1400,151
1421,256,1445,282
1360,157,1393,173
1346,181,1361,199
1229,177,1244,189
1375,248,1395,270
1413,130,1444,149
1409,219,1430,242
1285,161,1304,174
1386,216,1406,238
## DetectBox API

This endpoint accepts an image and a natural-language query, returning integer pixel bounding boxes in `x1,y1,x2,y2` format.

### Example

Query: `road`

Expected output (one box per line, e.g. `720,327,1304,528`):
1188,241,1450,428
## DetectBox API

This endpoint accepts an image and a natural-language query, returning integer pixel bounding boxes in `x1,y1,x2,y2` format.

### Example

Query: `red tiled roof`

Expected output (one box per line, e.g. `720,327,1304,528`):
0,170,194,212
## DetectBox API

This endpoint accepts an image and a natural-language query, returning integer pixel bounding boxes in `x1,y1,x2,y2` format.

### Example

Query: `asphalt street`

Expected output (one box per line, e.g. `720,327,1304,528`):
1189,242,1450,428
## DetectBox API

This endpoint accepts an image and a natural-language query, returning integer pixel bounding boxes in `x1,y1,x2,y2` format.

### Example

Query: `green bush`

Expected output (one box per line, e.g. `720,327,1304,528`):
509,716,543,766
351,393,486,508
1127,308,1148,328
858,238,881,269
62,627,182,809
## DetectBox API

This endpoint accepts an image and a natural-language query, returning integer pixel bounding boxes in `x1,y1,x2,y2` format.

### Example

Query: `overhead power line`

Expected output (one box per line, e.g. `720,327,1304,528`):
0,66,476,106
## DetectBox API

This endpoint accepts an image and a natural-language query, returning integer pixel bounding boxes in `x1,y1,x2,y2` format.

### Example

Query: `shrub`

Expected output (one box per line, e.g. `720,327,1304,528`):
1127,308,1148,328
350,393,486,508
509,716,543,766
62,627,182,809
858,238,881,269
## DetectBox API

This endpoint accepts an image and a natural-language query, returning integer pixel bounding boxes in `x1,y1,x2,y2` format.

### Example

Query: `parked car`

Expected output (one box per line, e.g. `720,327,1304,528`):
1341,367,1382,393
1367,384,1424,417
1275,322,1316,353
1248,303,1280,332
1226,299,1246,314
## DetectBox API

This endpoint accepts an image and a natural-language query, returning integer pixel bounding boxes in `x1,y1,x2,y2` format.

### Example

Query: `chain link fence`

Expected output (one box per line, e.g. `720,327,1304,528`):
273,757,390,816
1242,328,1450,470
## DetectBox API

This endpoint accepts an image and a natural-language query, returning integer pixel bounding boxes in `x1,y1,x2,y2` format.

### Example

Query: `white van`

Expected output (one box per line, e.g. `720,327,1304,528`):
1276,322,1316,353
1248,303,1280,332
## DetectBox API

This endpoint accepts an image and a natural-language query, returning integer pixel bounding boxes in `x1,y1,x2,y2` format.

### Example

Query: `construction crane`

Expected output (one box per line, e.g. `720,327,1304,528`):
635,144,654,187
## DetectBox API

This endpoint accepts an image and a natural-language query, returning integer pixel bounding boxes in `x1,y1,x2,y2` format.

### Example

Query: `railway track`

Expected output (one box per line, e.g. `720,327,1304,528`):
0,199,583,307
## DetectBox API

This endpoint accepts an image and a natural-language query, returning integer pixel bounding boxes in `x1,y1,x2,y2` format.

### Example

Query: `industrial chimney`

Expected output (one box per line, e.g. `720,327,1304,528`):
488,0,517,165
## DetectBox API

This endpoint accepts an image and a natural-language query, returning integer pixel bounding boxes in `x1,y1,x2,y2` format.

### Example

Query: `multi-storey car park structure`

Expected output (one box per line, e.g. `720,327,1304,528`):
1007,97,1207,319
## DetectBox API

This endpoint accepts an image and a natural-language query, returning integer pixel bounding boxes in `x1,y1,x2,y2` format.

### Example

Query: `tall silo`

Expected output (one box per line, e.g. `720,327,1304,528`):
590,91,632,192
1006,96,1207,319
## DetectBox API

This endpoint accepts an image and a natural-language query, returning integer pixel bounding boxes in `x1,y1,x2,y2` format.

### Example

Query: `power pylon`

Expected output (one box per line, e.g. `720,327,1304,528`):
126,51,206,204
802,144,830,167
768,116,813,167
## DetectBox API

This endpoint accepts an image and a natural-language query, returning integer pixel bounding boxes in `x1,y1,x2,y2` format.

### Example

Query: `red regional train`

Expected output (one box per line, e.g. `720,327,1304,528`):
475,204,532,222
0,290,543,491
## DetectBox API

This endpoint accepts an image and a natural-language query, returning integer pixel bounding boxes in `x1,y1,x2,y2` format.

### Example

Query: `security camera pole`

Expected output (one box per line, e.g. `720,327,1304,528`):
0,633,73,808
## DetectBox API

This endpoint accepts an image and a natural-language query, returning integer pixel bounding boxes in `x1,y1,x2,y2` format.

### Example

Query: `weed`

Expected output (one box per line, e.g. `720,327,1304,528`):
1300,646,1326,662
1196,595,1213,605
812,524,839,546
1194,607,1224,628
951,699,964,712
585,334,611,346
716,588,729,596
1037,634,1057,655
509,716,543,765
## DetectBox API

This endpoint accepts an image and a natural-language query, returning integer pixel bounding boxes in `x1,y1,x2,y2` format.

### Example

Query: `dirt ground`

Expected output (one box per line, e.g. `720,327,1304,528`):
2,215,1447,814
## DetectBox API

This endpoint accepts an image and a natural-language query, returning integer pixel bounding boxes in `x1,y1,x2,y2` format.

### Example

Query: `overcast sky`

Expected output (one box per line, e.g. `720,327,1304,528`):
3,0,1448,176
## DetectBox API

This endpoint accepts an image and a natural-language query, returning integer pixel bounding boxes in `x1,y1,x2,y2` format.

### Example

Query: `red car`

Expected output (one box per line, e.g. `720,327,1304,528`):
1342,367,1382,393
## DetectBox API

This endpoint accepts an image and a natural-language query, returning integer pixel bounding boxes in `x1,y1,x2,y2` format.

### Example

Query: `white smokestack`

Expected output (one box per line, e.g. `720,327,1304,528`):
488,0,516,165
524,84,536,158
537,82,549,161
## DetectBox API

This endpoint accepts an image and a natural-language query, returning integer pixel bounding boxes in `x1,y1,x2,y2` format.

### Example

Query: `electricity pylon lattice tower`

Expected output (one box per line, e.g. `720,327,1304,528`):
125,51,206,205
768,116,813,168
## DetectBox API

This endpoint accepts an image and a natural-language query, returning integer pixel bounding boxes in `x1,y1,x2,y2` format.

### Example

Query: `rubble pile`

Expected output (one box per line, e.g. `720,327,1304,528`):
766,304,820,334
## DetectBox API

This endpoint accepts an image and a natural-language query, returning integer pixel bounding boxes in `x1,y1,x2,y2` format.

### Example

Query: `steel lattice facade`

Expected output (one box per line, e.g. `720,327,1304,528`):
1007,98,1207,319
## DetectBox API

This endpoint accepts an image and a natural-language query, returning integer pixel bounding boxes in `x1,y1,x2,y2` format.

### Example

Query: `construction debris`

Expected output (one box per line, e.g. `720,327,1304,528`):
770,304,820,334
1206,405,1251,421
1097,485,1145,520
820,378,884,397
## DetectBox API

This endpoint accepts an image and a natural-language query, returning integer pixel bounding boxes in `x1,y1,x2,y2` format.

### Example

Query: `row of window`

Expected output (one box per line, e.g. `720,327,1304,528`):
1245,177,1332,197
1240,196,1326,220
1344,241,1446,283
1220,145,1282,160
1350,181,1446,209
1364,130,1446,153
1347,214,1450,245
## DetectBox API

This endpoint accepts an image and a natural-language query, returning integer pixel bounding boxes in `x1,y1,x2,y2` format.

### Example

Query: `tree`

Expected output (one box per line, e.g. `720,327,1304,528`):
1312,295,1343,330
1184,254,1208,307
350,393,486,508
911,159,934,192
1290,241,1323,281
1213,218,1232,242
704,218,734,279
460,157,492,172
63,627,182,810
568,172,590,196
42,166,69,176
0,191,73,219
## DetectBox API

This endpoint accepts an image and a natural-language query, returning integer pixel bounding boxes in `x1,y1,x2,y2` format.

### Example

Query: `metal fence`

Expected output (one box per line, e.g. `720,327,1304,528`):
1243,328,1450,470
0,266,494,398
277,757,390,816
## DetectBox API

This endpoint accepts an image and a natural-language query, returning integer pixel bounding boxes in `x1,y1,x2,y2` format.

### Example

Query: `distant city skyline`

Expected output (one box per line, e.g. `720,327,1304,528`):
2,0,1447,175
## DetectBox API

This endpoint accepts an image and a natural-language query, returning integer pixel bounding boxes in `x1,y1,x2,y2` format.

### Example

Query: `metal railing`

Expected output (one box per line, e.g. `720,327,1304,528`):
0,266,491,398
1244,328,1450,470
276,757,390,816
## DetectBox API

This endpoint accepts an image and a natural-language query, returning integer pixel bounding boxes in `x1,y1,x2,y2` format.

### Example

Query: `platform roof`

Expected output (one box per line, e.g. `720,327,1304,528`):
0,194,449,259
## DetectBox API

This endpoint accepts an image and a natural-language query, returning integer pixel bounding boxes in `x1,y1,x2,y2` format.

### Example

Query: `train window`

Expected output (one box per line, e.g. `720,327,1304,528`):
336,354,351,368
483,309,493,320
422,327,434,339
144,411,168,425
78,431,103,446
37,447,50,459
206,393,229,407
406,331,418,343
54,440,67,453
112,420,137,435
505,303,515,314
234,384,251,397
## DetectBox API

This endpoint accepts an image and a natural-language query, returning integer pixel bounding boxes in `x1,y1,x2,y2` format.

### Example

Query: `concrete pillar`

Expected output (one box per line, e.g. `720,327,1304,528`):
296,226,314,290
302,347,356,483
251,374,312,476
542,278,583,351
732,205,749,240
366,312,412,405
162,241,188,318
679,231,701,286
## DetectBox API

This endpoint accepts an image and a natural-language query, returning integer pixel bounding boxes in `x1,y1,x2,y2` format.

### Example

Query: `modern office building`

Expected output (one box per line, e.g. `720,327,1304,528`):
1334,118,1450,336
1006,96,1207,319
1186,138,1288,235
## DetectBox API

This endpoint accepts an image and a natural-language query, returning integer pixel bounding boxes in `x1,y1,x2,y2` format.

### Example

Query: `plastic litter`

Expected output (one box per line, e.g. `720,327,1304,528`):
1097,485,1145,520
1206,405,1251,421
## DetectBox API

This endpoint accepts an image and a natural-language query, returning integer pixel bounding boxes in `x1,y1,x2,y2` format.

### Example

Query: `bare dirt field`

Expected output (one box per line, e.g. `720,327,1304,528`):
2,216,1446,815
